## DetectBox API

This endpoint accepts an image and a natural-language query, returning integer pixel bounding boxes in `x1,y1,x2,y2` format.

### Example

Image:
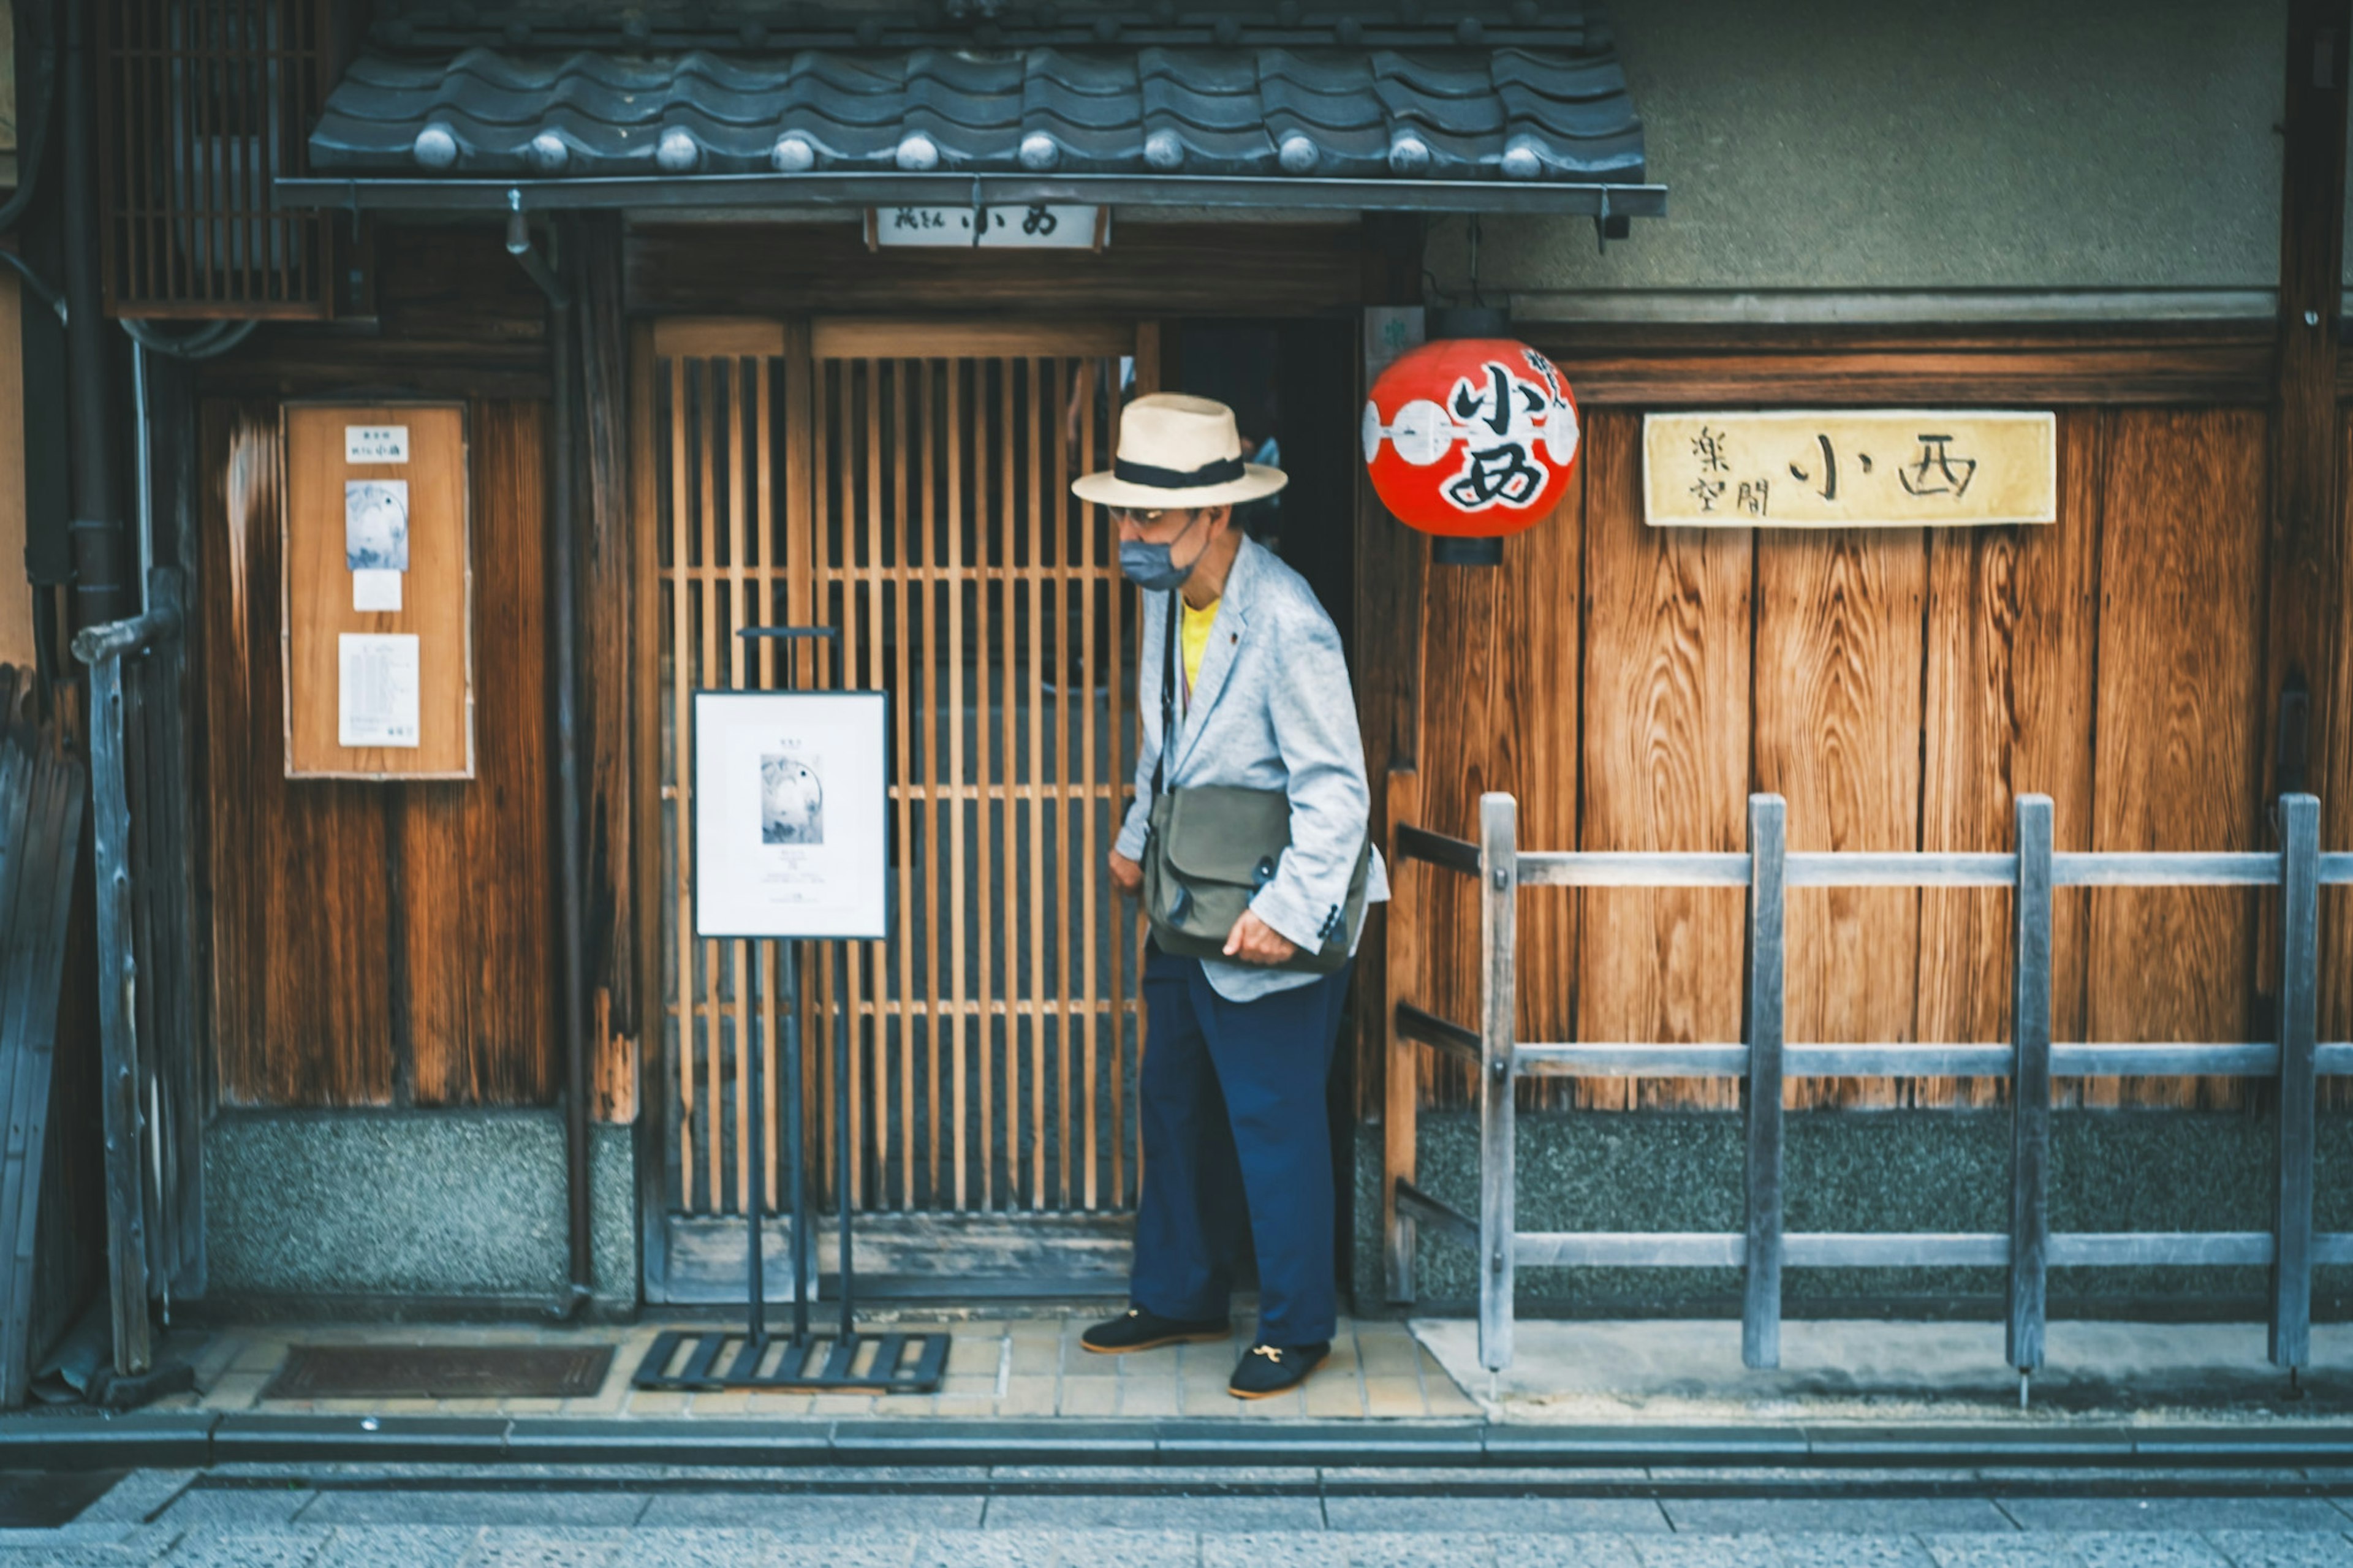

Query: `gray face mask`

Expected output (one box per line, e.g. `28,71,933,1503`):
1117,510,1205,592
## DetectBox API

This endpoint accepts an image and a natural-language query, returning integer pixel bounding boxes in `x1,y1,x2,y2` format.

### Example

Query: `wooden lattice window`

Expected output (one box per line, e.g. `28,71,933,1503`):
97,0,336,319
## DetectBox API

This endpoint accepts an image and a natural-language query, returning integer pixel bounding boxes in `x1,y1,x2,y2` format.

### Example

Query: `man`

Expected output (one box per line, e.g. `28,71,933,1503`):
1070,393,1387,1399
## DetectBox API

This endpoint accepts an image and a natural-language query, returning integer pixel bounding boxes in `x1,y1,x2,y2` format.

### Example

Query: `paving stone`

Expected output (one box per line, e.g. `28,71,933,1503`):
1665,1499,2015,1534
1198,1531,1499,1567
1508,1539,1645,1568
1324,1497,1669,1534
2061,1534,2229,1568
75,1474,199,1528
915,1529,1195,1567
156,1490,317,1529
1627,1536,1783,1568
2205,1536,2353,1568
1921,1539,2083,1568
2003,1502,2352,1535
1770,1535,1938,1567
155,1528,331,1567
298,1494,647,1529
454,1531,621,1568
309,1526,482,1568
983,1494,1322,1533
1045,1530,1207,1567
638,1494,982,1532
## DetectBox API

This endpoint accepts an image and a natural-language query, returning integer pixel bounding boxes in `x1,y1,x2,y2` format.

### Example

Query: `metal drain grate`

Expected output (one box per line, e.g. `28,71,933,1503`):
632,1329,947,1393
265,1345,616,1400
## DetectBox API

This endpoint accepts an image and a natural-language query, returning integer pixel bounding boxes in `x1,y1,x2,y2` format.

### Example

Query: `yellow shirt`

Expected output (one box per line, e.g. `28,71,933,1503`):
1180,596,1220,701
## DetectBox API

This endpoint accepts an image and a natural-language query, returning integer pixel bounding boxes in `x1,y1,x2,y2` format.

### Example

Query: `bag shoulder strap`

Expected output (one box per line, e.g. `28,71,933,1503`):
1152,588,1178,797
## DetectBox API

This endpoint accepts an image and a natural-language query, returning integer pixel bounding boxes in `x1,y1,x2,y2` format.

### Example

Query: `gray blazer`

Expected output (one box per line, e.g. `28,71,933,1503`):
1114,535,1390,1002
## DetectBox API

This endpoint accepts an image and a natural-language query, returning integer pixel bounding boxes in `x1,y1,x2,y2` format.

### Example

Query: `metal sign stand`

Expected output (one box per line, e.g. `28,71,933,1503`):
634,626,947,1395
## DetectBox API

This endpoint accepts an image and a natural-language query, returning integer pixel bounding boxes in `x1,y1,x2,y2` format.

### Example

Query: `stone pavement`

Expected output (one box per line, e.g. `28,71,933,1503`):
155,1308,1480,1422
9,1466,2353,1566
1417,1320,2353,1424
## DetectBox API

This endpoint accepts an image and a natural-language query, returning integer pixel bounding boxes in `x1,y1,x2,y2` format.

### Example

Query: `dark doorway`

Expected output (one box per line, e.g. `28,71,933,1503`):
1169,320,1358,659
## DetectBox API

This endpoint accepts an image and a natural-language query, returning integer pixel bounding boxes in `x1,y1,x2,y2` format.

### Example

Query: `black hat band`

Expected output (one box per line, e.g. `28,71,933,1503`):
1112,454,1246,488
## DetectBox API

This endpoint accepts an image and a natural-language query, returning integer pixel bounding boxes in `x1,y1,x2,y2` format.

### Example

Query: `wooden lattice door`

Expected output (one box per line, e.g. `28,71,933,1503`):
642,318,1159,1296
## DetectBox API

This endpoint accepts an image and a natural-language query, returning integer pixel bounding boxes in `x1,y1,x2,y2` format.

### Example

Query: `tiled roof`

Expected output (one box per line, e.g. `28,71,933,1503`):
309,42,1645,184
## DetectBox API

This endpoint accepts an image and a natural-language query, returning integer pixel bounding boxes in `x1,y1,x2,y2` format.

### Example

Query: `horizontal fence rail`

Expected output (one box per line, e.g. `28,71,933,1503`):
1386,790,2340,1389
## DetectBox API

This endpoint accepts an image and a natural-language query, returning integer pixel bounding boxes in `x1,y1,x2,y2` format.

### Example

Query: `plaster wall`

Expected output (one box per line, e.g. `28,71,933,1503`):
202,1111,636,1313
1447,0,2288,302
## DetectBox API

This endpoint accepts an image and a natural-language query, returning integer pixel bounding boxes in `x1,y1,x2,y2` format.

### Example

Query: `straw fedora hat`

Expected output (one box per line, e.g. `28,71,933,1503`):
1071,393,1289,510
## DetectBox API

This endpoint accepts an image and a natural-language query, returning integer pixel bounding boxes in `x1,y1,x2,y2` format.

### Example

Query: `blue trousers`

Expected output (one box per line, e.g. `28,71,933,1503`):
1129,947,1352,1348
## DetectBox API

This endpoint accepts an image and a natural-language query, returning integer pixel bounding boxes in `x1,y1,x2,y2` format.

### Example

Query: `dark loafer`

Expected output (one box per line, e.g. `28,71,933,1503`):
1080,1306,1231,1354
1227,1341,1329,1399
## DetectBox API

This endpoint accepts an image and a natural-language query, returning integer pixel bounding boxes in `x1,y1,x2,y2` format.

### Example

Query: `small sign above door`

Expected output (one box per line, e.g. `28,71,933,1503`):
866,203,1107,251
1643,411,2057,528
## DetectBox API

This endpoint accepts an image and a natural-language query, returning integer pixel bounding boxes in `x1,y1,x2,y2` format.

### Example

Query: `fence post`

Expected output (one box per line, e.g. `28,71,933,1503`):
1384,768,1423,1305
2007,794,2054,1380
1477,792,1518,1373
2272,792,2321,1371
85,654,151,1377
1743,793,1786,1371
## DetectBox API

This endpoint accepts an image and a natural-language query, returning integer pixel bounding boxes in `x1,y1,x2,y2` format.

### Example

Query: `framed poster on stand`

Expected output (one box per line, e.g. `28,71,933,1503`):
691,689,889,941
643,666,941,1397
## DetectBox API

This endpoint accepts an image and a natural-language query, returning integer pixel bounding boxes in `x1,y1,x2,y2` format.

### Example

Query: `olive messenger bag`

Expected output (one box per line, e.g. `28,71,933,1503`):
1139,590,1370,972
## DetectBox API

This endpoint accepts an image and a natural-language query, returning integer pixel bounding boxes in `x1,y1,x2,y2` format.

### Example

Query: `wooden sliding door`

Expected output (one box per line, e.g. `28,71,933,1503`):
642,317,1158,1293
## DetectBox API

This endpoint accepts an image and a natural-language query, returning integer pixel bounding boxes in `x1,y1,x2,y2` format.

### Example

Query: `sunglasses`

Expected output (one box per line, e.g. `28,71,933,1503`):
1107,507,1169,526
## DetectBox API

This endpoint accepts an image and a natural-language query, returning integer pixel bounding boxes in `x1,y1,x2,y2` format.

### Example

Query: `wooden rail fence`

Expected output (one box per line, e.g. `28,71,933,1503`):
1386,789,2348,1388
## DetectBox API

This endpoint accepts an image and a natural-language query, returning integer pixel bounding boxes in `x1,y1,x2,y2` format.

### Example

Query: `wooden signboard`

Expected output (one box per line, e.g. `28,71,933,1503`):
1642,411,2058,528
281,402,474,778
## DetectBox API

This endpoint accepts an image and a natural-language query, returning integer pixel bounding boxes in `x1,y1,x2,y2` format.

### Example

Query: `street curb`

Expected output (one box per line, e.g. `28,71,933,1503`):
11,1414,2353,1473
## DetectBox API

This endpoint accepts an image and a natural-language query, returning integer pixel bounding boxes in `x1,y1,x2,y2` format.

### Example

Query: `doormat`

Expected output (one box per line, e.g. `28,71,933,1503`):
263,1344,615,1400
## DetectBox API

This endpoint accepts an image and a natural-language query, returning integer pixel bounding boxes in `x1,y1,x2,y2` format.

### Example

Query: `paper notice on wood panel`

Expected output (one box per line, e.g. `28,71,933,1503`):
694,691,889,939
351,568,403,612
1643,411,2056,528
338,632,420,748
344,424,411,463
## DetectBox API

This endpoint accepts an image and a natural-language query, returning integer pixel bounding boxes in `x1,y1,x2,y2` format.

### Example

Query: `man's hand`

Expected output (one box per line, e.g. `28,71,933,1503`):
1108,850,1143,897
1223,909,1298,966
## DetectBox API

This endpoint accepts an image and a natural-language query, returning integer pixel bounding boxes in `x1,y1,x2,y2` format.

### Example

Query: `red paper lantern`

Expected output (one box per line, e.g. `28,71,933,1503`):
1360,338,1581,537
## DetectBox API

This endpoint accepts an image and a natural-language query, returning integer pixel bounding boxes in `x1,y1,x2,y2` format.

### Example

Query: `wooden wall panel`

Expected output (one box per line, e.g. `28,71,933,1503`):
200,397,555,1108
200,401,395,1106
1754,528,1928,1107
402,403,555,1105
1413,489,1582,1064
2325,411,2353,1062
1574,411,1751,1111
2084,409,2268,1107
1914,409,2105,1099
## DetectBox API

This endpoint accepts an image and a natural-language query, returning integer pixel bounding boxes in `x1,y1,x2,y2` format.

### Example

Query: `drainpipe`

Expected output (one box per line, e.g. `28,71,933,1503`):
60,0,128,629
515,205,594,1317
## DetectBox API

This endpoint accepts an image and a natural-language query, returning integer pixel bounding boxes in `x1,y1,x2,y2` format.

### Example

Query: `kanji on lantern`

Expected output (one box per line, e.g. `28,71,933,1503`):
1360,339,1581,537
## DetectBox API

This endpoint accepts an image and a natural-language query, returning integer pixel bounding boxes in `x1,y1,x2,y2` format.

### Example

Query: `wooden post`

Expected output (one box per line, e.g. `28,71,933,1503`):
1383,766,1425,1304
1742,793,1786,1372
1477,792,1517,1373
87,655,151,1375
2262,2,2349,814
2007,794,2054,1377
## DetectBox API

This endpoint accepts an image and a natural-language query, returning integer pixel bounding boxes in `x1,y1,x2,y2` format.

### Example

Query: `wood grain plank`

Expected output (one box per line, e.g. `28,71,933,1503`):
403,401,555,1106
200,401,394,1107
2325,410,2353,1097
2085,409,2268,1107
1754,526,1928,1107
1915,410,2104,1105
1411,484,1580,1097
1575,411,1751,1112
